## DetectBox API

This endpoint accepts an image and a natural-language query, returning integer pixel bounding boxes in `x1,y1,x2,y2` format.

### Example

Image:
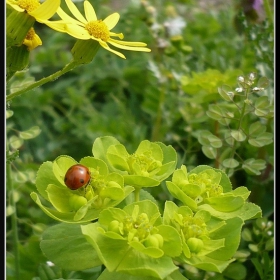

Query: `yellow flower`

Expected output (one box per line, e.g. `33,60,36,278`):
23,27,42,50
6,0,61,23
45,0,151,59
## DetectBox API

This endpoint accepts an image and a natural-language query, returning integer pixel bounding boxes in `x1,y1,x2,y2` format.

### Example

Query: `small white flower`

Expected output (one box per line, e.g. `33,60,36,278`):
235,87,243,93
164,17,186,37
238,76,245,83
249,72,256,80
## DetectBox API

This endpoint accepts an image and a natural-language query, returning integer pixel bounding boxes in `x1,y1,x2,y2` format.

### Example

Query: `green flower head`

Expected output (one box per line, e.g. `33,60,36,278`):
166,165,262,221
81,200,182,279
30,155,134,223
163,201,244,273
92,136,177,188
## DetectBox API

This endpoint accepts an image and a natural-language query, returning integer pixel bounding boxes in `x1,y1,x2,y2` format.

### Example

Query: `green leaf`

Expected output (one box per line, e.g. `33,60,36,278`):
205,196,245,212
97,269,166,280
180,255,235,273
197,131,211,146
254,96,271,116
40,223,102,271
224,130,235,145
206,104,225,121
46,184,74,213
242,228,252,242
206,217,244,260
198,130,222,148
36,161,62,200
30,185,134,223
97,266,188,280
157,225,182,257
166,181,197,211
123,175,160,187
223,262,247,280
136,140,163,161
251,258,264,278
6,110,14,119
9,135,23,150
222,158,239,168
81,223,178,279
218,85,234,101
198,202,262,221
53,155,78,186
71,39,100,64
129,240,164,258
107,144,130,172
242,158,266,175
248,121,267,137
257,76,269,89
19,126,41,139
6,45,30,82
265,237,274,251
80,156,109,175
230,130,246,142
92,136,121,169
208,136,223,148
202,146,217,159
248,132,273,147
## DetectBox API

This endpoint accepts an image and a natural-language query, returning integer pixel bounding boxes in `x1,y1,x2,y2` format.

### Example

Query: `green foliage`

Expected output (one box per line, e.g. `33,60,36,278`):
28,136,262,279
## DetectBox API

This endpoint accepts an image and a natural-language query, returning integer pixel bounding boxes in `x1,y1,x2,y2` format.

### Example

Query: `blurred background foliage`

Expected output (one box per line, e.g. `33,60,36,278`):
6,0,274,279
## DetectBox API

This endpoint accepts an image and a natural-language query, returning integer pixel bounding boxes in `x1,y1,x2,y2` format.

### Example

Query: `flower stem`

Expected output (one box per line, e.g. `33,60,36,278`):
6,161,20,279
134,188,140,202
263,0,274,26
6,60,79,102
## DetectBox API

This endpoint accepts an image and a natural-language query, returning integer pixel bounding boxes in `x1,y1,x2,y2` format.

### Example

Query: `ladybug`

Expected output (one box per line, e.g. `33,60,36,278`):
64,164,91,190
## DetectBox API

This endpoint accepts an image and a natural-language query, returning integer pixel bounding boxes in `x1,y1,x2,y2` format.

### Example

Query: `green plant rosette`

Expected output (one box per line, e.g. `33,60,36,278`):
81,200,182,279
163,201,244,273
30,155,134,223
166,165,262,221
92,136,177,188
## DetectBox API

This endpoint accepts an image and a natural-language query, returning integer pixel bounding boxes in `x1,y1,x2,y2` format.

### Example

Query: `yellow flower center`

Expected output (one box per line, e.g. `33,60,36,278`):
17,0,40,12
85,20,110,41
25,27,36,40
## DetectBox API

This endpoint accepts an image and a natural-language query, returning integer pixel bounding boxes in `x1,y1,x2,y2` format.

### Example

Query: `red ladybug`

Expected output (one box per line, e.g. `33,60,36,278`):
64,164,91,190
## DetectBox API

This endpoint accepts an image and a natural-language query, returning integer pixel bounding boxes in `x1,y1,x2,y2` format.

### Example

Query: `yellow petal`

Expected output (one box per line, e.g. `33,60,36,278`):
99,41,126,59
109,32,124,40
65,24,91,39
6,1,24,12
29,0,61,21
65,0,87,24
84,0,97,22
103,13,120,30
108,39,151,52
109,38,148,47
42,20,67,33
23,33,42,51
57,7,83,26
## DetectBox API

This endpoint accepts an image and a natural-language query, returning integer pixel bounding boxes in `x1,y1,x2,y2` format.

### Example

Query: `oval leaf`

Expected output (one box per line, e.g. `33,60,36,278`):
222,158,239,168
202,146,217,159
230,130,246,142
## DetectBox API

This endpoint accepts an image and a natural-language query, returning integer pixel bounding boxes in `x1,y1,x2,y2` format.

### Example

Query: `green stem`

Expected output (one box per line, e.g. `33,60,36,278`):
263,0,273,26
151,85,165,141
134,188,140,202
6,60,79,102
6,161,20,279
